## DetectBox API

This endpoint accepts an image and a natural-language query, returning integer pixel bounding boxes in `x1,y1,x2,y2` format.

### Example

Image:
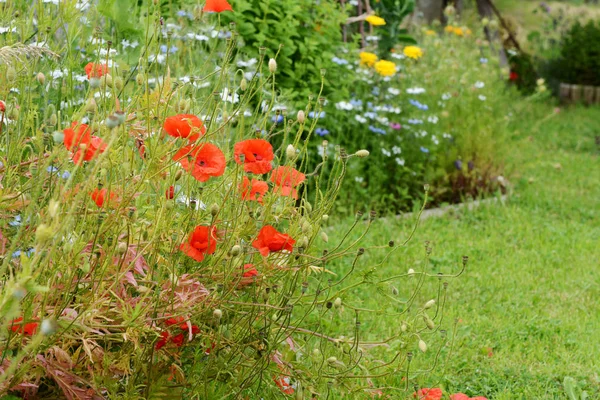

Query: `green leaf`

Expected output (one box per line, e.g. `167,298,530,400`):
563,377,579,400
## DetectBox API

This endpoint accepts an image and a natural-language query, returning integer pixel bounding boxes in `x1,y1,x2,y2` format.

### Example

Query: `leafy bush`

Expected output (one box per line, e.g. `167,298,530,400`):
223,0,351,107
0,1,455,398
548,20,600,86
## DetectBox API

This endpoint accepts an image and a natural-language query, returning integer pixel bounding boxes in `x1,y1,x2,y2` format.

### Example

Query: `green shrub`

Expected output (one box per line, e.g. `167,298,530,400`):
223,0,351,107
549,20,600,86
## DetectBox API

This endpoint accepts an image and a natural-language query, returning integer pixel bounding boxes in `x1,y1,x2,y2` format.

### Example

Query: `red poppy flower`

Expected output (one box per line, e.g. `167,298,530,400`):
413,388,443,400
63,122,107,164
84,62,108,79
166,186,175,199
64,122,92,151
163,114,206,141
171,333,185,347
509,71,519,81
9,317,38,336
0,100,6,112
90,188,119,208
172,143,226,182
273,376,294,395
240,176,269,204
450,395,488,400
252,225,295,257
180,225,218,262
156,331,170,350
233,139,274,174
203,0,233,13
242,264,258,278
270,166,306,200
165,316,186,327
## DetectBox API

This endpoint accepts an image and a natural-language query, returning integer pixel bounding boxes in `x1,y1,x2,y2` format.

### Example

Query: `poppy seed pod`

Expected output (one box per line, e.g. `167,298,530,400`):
115,111,126,125
297,110,305,124
36,72,46,85
52,131,64,144
355,149,370,158
268,58,277,73
105,115,119,129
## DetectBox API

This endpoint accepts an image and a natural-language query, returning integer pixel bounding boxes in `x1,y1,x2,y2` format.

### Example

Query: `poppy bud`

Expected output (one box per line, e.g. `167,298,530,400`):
115,111,126,125
240,78,248,91
48,199,59,219
166,185,175,199
135,73,145,86
322,214,328,222
312,348,320,356
407,268,415,275
48,113,57,126
52,131,64,144
6,66,17,83
36,72,46,85
301,221,312,235
489,19,499,30
114,76,124,91
401,322,407,332
481,17,489,26
35,223,53,243
213,309,222,319
327,356,337,365
89,77,101,88
0,100,5,113
286,144,296,160
8,106,19,120
418,339,427,352
424,299,435,309
117,242,128,254
297,110,305,124
268,58,277,73
174,169,183,181
424,315,435,330
321,231,328,243
333,297,342,308
230,245,241,256
102,74,113,88
391,286,399,296
355,149,370,158
85,98,97,113
210,203,219,216
105,115,120,129
298,236,309,249
41,319,58,336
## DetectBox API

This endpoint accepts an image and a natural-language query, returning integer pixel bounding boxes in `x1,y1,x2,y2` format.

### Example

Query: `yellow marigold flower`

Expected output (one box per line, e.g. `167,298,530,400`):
453,27,464,36
374,60,396,77
444,25,454,33
365,15,386,26
403,46,423,60
359,51,378,67
425,30,437,36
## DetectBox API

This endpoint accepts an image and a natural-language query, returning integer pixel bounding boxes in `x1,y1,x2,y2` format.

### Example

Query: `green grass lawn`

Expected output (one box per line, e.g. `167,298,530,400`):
324,103,600,399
